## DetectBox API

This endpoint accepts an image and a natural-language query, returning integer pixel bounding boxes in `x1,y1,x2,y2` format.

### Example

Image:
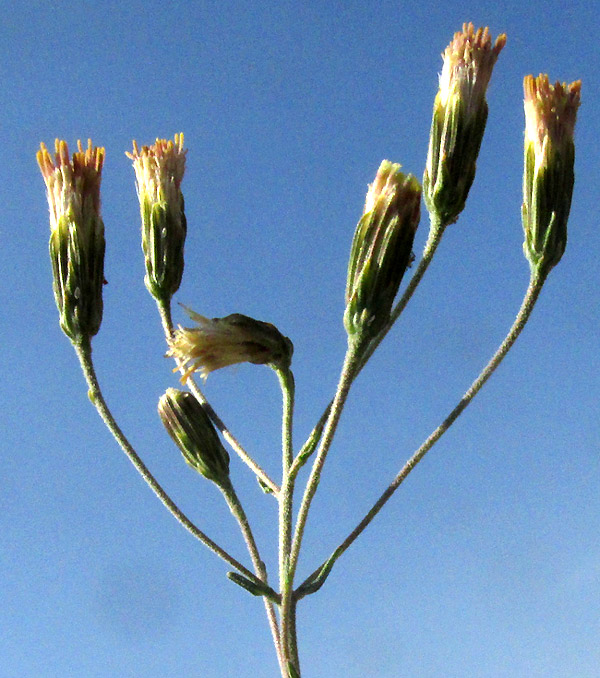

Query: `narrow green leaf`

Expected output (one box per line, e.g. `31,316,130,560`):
227,572,280,604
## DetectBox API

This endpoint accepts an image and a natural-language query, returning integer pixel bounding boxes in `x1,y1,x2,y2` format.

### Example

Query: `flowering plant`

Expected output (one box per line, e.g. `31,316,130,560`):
37,23,581,677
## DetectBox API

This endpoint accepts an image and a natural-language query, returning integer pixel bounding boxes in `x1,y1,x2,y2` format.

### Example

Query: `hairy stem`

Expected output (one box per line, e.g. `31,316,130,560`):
276,368,299,671
220,481,284,674
288,340,362,586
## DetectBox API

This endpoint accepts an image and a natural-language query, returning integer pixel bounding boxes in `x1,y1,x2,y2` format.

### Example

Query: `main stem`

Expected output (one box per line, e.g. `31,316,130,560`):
298,271,546,594
277,368,299,672
288,341,362,590
74,340,261,584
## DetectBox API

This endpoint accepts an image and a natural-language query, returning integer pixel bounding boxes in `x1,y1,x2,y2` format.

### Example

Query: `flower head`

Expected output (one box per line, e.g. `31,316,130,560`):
344,161,421,342
168,308,294,381
159,388,230,486
37,139,106,342
423,23,506,225
522,74,581,276
438,24,506,118
127,134,187,301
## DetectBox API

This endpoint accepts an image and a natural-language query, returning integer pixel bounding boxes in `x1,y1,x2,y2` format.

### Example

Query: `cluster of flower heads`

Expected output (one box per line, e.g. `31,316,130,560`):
37,23,581,477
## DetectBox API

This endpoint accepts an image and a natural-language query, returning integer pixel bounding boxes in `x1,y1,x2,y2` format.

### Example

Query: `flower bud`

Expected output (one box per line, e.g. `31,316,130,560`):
522,74,581,277
158,388,230,486
168,308,294,382
423,23,506,225
344,161,421,341
37,139,106,343
127,134,187,302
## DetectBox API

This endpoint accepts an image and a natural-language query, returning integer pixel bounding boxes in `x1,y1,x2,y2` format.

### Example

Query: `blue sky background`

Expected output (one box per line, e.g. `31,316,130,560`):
2,1,598,677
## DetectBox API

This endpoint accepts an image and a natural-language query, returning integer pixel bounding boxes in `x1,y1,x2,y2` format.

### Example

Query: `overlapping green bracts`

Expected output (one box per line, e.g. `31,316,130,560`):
423,23,505,225
344,161,421,341
159,388,230,486
522,74,581,277
128,135,187,302
38,139,106,343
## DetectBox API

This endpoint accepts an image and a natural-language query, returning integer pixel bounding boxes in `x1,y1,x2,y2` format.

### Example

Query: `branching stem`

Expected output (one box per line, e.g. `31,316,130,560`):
288,341,362,586
298,271,546,596
74,340,261,585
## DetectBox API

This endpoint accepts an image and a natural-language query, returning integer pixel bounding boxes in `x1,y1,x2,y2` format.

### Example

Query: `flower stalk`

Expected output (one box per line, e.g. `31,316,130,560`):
298,271,546,597
73,340,263,585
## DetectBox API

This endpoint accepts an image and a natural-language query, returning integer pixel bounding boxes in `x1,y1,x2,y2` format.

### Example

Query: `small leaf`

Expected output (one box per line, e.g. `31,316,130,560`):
295,552,338,599
297,405,330,466
257,477,274,494
227,572,280,604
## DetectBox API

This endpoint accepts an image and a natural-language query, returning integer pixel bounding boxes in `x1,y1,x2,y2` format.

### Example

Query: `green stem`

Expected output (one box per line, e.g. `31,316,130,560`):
286,598,300,673
73,340,261,585
297,272,546,596
156,298,280,496
156,296,175,338
220,480,284,675
288,340,362,588
276,368,298,671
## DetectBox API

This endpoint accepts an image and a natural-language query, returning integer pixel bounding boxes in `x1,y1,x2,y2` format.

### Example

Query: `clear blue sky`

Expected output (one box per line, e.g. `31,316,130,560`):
2,1,598,677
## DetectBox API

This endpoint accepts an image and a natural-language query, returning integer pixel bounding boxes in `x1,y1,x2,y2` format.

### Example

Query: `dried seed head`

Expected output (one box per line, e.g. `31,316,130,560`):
168,309,293,381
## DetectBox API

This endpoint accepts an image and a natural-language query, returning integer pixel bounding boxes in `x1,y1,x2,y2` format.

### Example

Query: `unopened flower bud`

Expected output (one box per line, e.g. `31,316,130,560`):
168,308,293,382
423,23,506,225
158,388,230,486
522,74,581,277
344,161,421,341
127,134,187,302
37,139,106,343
